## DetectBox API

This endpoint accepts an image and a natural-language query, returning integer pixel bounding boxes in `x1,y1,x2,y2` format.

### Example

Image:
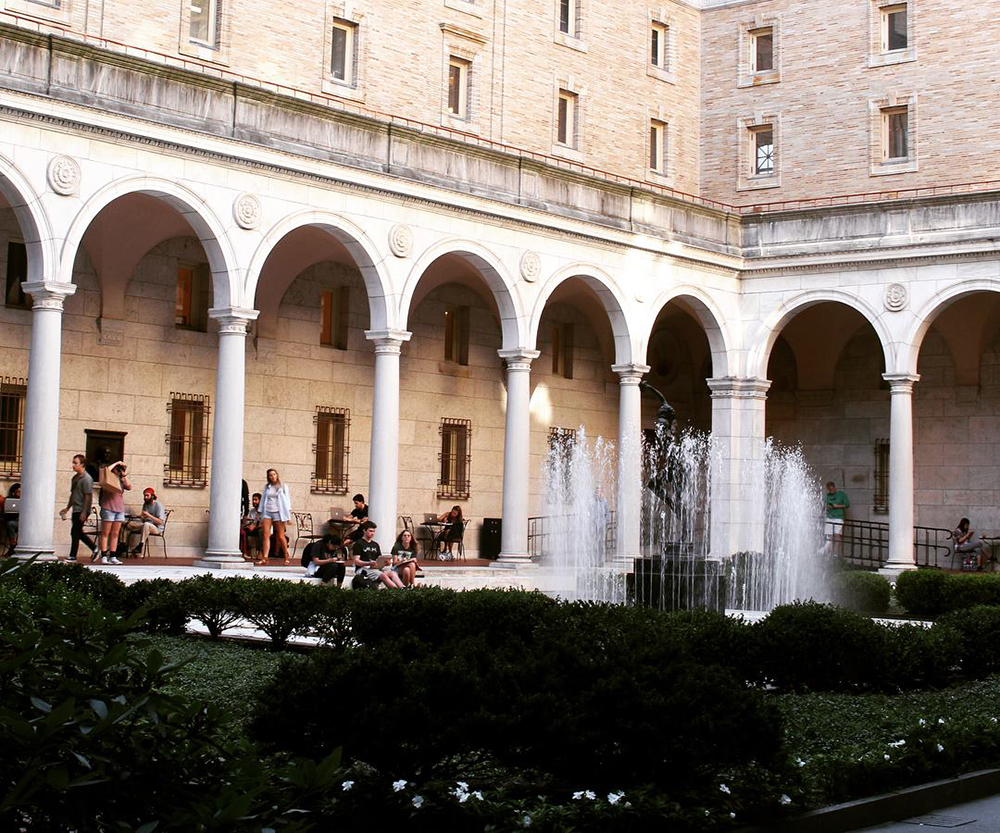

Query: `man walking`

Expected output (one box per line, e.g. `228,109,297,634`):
59,454,98,562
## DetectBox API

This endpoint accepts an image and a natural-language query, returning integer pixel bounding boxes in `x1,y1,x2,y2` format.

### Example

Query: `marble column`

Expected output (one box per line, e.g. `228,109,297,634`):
883,373,919,571
612,363,650,560
497,349,539,563
366,329,412,551
13,282,76,560
707,377,771,558
201,308,258,565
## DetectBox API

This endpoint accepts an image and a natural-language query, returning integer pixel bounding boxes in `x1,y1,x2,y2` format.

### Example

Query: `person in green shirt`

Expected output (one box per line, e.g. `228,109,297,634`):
824,481,850,556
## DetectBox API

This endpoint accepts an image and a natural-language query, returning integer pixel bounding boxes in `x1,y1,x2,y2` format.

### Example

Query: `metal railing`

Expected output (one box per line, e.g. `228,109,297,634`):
839,520,952,569
528,512,616,561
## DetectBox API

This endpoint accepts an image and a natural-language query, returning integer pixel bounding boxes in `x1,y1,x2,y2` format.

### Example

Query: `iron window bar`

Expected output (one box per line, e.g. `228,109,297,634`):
0,376,27,477
164,393,210,487
438,417,472,500
312,406,351,494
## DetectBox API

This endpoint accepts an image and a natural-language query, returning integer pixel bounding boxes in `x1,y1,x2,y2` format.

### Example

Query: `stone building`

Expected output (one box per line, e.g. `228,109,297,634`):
0,0,997,565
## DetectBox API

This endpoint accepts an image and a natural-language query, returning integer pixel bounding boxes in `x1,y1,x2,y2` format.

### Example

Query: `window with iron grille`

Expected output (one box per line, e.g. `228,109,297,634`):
0,377,27,477
873,438,889,513
438,418,472,500
547,427,577,452
165,394,210,487
313,407,350,494
5,242,29,310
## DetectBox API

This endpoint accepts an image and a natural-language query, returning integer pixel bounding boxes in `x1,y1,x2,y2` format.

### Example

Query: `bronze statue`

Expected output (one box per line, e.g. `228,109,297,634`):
640,381,679,512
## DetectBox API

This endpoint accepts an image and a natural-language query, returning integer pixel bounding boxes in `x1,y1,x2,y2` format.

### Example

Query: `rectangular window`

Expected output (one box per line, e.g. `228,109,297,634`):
752,27,773,72
175,264,209,331
882,4,907,51
447,57,470,119
313,406,350,494
884,106,908,159
165,394,210,487
649,120,667,173
0,377,26,477
873,438,890,513
650,22,668,68
331,19,357,84
320,287,350,350
438,418,472,500
552,322,574,379
443,306,470,365
558,0,573,34
5,241,28,310
557,90,577,147
753,126,774,175
189,0,218,46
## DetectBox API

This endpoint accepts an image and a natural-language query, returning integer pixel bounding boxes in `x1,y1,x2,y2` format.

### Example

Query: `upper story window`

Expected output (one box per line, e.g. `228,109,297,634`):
650,22,668,68
753,126,774,175
559,0,574,35
4,242,29,311
4,0,72,25
444,306,470,365
331,19,358,85
556,90,577,148
554,0,585,50
447,57,471,119
649,119,668,174
738,114,781,190
882,4,907,51
883,106,908,160
175,264,210,332
752,27,773,72
551,323,574,379
188,0,218,47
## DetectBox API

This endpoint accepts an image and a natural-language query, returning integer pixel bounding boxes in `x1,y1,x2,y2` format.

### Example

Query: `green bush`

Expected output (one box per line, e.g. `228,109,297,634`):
755,602,888,692
173,574,243,639
832,570,891,614
896,570,1000,616
657,608,762,685
122,577,189,634
231,576,327,648
10,559,126,611
937,605,1000,678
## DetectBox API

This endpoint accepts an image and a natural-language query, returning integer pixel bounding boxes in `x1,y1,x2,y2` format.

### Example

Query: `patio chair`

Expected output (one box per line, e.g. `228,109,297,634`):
139,509,173,559
292,512,324,562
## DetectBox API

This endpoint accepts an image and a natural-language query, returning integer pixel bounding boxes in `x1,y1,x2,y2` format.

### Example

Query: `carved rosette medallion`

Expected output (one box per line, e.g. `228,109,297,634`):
47,155,81,196
519,251,541,282
884,282,908,312
233,193,261,230
388,224,413,258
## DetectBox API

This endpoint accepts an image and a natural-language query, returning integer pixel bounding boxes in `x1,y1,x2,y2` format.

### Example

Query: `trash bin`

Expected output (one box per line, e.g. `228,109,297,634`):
480,517,502,560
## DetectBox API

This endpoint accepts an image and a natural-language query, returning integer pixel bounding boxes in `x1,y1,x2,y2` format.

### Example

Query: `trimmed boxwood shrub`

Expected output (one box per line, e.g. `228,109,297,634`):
172,574,243,639
831,570,891,614
937,605,1000,678
10,560,126,611
231,575,327,648
896,570,1000,616
122,577,188,634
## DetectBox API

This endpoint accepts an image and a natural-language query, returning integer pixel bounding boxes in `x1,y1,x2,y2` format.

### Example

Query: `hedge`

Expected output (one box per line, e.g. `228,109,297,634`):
896,570,1000,617
831,570,891,614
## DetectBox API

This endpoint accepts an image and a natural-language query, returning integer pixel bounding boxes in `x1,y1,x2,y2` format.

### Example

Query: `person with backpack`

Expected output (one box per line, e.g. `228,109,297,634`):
302,534,347,587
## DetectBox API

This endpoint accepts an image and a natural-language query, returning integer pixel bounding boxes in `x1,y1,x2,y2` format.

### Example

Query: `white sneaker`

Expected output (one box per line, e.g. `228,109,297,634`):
100,555,110,564
109,556,122,565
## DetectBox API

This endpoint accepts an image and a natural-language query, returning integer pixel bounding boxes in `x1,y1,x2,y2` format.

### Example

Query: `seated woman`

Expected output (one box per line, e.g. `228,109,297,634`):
390,529,420,587
434,505,465,561
954,517,988,570
303,534,347,587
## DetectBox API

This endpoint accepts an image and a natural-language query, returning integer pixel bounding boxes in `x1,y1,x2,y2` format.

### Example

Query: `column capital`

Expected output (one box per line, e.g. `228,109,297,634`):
21,281,76,311
498,348,540,371
209,307,259,335
366,328,412,354
612,363,650,384
882,372,920,392
707,376,771,400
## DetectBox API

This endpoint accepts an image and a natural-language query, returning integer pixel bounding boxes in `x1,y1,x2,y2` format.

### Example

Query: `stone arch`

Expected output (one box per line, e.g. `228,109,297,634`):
642,285,734,378
748,289,893,381
58,176,240,309
901,278,1000,376
0,153,55,285
400,238,523,349
246,210,393,332
527,263,634,366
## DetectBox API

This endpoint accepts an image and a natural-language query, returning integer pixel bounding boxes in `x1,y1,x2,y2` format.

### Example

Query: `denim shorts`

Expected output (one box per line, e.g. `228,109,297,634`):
262,509,285,522
100,509,125,522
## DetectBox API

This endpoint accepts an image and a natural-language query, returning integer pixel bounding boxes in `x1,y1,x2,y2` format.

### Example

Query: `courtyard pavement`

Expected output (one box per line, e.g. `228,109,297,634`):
855,793,1000,831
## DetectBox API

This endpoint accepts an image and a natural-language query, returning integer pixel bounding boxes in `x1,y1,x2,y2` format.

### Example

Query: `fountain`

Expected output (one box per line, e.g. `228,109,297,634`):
540,401,830,612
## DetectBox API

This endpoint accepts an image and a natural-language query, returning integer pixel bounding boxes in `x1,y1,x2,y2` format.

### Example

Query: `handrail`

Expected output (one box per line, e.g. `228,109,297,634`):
4,11,1000,220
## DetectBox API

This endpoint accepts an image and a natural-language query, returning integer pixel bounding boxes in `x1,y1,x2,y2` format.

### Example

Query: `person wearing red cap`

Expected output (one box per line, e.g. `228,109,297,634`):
126,488,166,556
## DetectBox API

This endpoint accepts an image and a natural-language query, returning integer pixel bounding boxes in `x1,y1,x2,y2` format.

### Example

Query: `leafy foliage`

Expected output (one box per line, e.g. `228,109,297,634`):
831,570,891,614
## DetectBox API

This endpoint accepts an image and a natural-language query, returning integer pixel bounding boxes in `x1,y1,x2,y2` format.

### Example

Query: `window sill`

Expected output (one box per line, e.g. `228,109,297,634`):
440,113,478,134
870,158,918,176
3,0,72,25
868,48,916,68
437,362,472,377
553,32,588,53
444,0,483,18
551,143,585,163
646,169,674,188
737,175,781,192
646,65,676,85
321,78,365,103
738,70,780,88
178,41,230,67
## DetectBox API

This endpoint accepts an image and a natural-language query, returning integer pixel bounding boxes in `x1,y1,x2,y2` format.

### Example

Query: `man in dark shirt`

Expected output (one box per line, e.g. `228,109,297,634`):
351,522,403,589
342,493,370,546
303,534,347,587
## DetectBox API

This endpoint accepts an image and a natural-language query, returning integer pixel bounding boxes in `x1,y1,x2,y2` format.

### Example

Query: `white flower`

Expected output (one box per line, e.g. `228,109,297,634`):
705,810,711,816
393,779,407,792
608,791,625,805
780,794,792,806
719,783,731,794
342,780,354,792
889,739,906,748
412,795,424,809
938,718,946,725
471,791,484,801
992,718,998,724
456,781,469,791
937,743,945,752
884,754,891,761
521,814,532,828
730,812,736,819
918,718,926,726
795,757,806,768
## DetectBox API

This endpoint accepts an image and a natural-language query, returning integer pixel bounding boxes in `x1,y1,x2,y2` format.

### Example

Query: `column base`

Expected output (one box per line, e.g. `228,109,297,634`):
879,562,919,582
494,551,534,568
195,552,249,569
12,547,58,562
